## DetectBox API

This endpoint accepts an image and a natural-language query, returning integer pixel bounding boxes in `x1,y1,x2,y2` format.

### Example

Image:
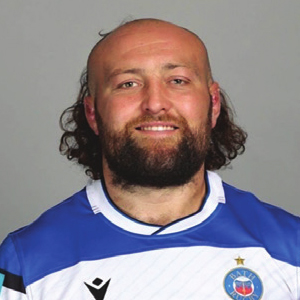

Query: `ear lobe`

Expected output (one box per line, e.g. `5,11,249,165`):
84,96,99,135
209,82,221,128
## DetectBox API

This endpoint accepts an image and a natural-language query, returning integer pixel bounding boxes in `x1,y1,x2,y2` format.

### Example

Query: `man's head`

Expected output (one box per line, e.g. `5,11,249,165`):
83,19,220,187
60,18,247,183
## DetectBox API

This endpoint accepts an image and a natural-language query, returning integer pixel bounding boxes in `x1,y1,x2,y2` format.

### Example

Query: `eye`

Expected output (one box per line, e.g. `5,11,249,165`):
119,81,138,89
170,78,188,85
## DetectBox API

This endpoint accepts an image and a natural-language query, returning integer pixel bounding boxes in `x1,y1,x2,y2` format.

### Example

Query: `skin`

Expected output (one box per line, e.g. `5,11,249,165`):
84,20,221,225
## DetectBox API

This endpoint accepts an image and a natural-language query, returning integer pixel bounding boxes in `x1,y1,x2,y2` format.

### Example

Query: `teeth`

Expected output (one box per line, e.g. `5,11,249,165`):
141,126,175,131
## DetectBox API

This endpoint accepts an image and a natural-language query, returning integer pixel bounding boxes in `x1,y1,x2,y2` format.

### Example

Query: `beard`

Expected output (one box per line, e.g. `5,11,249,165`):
97,110,212,189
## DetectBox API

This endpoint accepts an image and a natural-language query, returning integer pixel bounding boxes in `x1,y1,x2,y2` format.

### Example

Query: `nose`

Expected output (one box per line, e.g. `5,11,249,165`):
141,81,172,115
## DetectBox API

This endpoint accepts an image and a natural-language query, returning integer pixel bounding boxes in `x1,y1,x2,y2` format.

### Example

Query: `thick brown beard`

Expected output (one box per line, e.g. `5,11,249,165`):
97,111,212,189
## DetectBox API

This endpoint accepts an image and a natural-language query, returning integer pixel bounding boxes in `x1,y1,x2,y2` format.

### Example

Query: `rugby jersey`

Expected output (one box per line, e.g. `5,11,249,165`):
0,171,299,299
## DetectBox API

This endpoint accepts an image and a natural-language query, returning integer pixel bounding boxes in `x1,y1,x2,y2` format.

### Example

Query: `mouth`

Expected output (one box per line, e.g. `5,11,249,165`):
136,125,179,131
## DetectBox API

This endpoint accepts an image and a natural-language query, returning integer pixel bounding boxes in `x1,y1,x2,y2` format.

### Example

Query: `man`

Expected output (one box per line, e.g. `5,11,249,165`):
0,18,299,300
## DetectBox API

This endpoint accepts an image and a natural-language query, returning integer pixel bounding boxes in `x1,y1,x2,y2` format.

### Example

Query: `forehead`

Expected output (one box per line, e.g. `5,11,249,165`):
88,21,209,85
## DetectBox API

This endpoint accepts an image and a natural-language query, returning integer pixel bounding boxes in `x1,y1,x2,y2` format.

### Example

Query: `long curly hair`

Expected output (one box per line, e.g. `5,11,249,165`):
59,69,247,180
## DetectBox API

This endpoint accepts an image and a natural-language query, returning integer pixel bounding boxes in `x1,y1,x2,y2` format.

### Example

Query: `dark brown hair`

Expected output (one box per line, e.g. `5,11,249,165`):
59,69,247,180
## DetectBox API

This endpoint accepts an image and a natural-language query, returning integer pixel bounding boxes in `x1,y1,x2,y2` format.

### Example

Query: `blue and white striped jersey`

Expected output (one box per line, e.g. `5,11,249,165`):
0,171,299,299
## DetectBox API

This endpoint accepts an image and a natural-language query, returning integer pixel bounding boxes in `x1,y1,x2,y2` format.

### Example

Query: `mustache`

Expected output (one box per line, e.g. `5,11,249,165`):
124,114,188,130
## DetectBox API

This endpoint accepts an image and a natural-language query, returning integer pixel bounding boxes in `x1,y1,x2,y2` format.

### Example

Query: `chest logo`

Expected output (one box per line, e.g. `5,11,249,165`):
85,277,111,300
223,257,263,300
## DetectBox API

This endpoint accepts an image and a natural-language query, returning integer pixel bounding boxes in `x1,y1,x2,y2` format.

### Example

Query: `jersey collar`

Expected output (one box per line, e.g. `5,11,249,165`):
86,171,225,235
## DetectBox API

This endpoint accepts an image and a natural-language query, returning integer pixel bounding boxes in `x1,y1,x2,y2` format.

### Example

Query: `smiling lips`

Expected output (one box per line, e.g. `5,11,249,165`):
136,122,179,131
138,125,178,131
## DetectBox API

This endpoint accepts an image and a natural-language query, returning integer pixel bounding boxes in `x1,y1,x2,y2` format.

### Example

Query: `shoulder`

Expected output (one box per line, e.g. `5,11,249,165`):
222,182,299,225
10,188,90,239
221,181,300,266
1,187,92,263
0,188,95,286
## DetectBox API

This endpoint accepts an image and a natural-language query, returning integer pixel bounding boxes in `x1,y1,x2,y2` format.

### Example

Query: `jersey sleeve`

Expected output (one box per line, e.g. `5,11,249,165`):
0,235,27,299
298,225,300,300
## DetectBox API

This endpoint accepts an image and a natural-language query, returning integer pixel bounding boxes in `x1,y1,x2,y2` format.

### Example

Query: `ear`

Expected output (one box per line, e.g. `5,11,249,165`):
209,82,221,128
84,96,99,135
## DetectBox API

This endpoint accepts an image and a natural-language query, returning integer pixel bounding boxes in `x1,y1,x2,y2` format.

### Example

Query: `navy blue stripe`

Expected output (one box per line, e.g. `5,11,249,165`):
0,268,25,294
100,179,161,228
153,172,211,235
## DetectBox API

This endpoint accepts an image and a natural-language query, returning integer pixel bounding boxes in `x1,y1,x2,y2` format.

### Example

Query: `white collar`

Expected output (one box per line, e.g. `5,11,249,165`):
86,171,226,235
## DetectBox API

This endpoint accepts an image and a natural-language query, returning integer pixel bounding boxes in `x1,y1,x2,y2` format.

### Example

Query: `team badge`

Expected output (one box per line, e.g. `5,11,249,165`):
224,257,263,300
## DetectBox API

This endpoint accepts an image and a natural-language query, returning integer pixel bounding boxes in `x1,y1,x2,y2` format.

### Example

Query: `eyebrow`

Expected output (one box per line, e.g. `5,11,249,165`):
106,63,198,81
162,63,201,78
162,63,187,70
106,68,144,82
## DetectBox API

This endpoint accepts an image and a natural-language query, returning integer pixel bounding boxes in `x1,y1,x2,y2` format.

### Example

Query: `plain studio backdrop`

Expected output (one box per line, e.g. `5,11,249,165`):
0,0,299,242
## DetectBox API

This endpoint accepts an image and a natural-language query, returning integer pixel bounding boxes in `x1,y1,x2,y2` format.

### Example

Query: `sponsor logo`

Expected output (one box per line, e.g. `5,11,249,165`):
224,257,263,300
0,273,5,295
85,277,111,300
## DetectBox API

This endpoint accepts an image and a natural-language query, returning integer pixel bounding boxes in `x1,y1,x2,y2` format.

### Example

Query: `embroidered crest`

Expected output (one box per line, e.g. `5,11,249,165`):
224,257,263,300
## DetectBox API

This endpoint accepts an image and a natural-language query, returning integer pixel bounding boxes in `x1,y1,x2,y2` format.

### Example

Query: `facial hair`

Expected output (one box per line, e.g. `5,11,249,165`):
97,110,212,189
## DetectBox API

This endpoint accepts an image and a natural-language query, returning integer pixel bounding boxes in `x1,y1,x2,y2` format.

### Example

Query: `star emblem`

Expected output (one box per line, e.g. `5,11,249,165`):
235,256,245,265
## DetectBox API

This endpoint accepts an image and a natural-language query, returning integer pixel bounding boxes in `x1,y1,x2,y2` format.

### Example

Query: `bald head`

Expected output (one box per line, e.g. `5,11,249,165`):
87,19,213,96
61,19,246,182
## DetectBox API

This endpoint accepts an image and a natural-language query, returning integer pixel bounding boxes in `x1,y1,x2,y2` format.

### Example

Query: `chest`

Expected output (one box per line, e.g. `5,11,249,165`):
28,246,298,300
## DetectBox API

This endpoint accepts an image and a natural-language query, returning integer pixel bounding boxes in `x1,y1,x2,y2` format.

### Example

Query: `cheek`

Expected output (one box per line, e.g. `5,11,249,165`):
176,96,211,127
97,97,140,130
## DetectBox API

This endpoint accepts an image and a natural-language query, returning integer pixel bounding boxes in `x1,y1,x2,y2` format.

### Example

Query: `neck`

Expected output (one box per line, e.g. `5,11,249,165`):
102,163,207,226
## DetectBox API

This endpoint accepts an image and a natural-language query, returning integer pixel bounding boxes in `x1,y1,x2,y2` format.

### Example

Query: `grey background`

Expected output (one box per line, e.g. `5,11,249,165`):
0,0,299,242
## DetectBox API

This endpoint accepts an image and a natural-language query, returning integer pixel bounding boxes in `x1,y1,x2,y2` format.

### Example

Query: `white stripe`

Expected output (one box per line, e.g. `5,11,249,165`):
159,171,225,234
